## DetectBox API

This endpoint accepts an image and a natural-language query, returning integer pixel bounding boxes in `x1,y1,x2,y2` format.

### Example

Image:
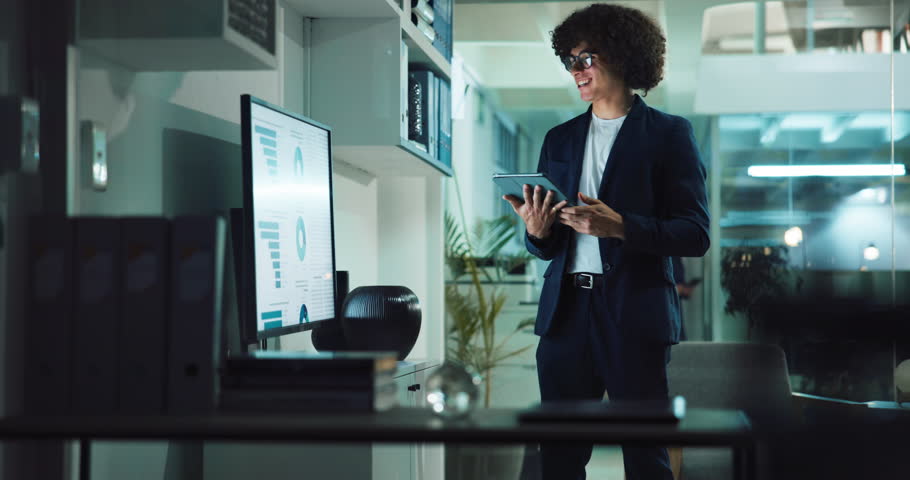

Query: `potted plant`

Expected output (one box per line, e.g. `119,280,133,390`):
444,211,533,480
720,245,800,339
444,212,535,407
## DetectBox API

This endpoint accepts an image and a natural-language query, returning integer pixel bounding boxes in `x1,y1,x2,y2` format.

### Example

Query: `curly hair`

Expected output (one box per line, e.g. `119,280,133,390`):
551,3,666,94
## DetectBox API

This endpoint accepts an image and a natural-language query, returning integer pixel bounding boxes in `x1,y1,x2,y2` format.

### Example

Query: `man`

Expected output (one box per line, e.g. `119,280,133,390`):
503,4,710,479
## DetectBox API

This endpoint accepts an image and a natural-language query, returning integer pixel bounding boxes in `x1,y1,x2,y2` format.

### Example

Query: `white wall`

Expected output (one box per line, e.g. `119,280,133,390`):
333,175,379,289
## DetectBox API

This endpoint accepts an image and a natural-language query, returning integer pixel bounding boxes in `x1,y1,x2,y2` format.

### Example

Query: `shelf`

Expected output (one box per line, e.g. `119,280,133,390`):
308,12,452,180
284,0,401,18
402,18,452,81
333,141,452,178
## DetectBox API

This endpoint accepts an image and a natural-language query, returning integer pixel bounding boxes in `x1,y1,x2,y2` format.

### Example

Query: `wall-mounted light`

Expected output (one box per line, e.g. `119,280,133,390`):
863,243,880,261
748,164,906,177
784,226,803,247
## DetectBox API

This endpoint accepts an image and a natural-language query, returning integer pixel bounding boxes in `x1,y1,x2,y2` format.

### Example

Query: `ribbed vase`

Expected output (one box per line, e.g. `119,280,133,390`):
340,286,421,360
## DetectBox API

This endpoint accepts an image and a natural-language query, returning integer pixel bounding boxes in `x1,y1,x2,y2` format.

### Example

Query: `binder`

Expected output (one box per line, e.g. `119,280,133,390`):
426,71,438,160
400,40,410,142
119,217,170,413
408,69,437,153
25,216,74,415
436,77,452,167
72,217,121,414
410,69,438,158
167,215,226,413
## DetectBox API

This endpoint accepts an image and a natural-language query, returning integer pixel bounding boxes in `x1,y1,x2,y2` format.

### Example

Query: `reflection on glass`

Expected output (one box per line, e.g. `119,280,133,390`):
715,105,908,400
719,111,907,276
701,0,906,55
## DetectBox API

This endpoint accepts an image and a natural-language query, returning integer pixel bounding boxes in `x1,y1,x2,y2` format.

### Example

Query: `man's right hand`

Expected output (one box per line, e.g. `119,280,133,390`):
503,184,567,239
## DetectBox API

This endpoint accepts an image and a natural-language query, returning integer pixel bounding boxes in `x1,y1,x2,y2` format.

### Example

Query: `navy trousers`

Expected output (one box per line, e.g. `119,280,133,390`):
536,276,674,480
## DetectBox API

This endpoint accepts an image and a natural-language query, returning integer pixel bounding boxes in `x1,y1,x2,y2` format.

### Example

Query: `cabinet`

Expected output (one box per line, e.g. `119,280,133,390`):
306,1,452,177
374,362,443,480
78,0,278,71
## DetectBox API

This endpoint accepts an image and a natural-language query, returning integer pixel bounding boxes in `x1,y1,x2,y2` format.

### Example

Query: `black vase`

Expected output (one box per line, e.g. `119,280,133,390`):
311,322,347,352
340,286,421,360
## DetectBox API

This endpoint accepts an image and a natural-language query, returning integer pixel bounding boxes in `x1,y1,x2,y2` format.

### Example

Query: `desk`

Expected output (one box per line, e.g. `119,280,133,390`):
0,407,754,479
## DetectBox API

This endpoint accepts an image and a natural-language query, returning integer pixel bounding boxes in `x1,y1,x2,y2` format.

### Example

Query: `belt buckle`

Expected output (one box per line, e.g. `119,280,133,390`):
576,273,594,289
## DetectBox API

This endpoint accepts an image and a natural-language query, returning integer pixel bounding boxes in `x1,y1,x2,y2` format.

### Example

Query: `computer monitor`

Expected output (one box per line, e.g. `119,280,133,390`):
240,94,337,344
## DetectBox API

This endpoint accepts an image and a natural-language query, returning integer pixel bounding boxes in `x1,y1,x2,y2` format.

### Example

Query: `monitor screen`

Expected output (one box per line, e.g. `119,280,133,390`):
240,94,337,342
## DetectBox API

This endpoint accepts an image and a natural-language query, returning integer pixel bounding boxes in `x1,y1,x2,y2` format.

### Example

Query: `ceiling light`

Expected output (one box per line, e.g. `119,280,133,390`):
863,243,880,261
858,188,877,199
784,226,803,247
855,187,888,204
748,164,906,177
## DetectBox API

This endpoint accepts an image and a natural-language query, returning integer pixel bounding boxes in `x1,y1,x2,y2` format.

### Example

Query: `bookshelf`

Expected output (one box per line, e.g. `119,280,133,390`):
306,1,453,179
286,2,453,480
401,18,452,81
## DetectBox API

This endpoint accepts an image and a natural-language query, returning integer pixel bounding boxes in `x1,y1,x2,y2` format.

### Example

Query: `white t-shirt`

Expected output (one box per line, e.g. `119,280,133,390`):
568,112,626,274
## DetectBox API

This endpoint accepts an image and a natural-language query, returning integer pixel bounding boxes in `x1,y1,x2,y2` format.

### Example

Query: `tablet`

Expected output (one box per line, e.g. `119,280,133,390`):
493,173,573,206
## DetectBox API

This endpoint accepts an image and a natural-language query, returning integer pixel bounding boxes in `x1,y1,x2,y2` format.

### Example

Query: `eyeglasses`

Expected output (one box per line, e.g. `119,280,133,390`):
561,51,596,72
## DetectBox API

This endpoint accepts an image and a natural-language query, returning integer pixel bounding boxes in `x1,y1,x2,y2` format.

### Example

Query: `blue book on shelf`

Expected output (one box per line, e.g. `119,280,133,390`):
432,0,453,61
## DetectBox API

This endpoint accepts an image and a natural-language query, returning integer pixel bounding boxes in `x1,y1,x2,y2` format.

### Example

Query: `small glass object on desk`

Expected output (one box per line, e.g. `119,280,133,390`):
425,362,482,419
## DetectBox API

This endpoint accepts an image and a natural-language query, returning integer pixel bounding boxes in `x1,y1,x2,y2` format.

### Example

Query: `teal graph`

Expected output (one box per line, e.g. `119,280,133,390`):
259,221,282,288
262,310,282,330
256,125,278,176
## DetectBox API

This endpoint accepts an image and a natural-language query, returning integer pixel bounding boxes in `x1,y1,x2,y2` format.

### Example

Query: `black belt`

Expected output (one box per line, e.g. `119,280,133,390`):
565,272,604,289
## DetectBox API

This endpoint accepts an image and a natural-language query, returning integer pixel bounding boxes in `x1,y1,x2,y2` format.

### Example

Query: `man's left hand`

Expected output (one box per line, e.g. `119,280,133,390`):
558,192,625,239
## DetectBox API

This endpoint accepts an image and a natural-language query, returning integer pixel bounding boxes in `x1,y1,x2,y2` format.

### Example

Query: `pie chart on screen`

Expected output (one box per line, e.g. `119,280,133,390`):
294,146,304,176
296,216,307,261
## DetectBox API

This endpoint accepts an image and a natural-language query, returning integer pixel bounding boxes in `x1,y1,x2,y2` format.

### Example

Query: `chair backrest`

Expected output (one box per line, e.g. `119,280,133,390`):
668,341,795,426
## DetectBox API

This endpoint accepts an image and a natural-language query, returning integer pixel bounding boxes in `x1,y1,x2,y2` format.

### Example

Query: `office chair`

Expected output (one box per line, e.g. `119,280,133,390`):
667,341,797,480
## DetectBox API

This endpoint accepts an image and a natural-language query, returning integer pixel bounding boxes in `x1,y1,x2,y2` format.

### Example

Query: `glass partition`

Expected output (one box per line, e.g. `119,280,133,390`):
715,110,906,400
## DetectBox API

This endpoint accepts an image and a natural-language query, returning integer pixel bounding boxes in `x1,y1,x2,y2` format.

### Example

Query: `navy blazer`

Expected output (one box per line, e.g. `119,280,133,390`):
526,95,710,344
